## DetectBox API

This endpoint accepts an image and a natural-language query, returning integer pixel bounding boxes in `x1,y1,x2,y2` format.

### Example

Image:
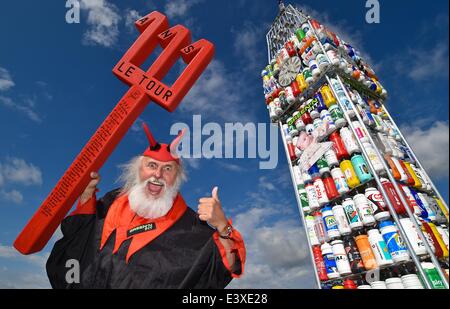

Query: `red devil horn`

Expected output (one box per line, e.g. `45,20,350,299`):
169,128,187,159
142,122,158,148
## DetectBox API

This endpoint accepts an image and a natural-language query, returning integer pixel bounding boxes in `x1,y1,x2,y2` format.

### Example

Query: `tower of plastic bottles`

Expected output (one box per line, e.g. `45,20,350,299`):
262,3,449,289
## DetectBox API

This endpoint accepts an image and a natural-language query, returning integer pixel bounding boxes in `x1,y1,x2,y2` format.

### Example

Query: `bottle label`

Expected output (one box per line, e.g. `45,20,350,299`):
378,241,391,260
299,192,309,209
366,191,386,212
344,204,360,223
324,215,338,230
383,231,408,258
323,254,338,275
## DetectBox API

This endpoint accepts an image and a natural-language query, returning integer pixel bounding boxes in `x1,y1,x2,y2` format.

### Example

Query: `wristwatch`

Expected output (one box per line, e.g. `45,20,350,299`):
218,225,233,239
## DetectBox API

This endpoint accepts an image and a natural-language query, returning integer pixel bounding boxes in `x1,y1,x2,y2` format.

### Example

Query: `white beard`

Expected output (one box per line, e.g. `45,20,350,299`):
128,177,180,219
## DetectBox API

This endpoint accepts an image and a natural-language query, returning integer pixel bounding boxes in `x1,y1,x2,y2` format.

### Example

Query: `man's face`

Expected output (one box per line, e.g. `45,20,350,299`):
139,156,179,198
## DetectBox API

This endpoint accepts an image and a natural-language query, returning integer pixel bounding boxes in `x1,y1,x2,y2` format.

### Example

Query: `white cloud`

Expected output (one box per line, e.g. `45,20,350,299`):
0,67,15,91
395,43,449,81
80,0,121,48
0,69,46,122
382,13,448,82
0,157,43,186
0,244,49,268
124,9,141,32
164,0,203,19
0,95,42,123
0,190,23,204
181,60,256,123
232,23,265,72
228,207,316,288
182,157,202,170
0,157,43,204
0,268,50,289
223,167,316,288
258,176,276,191
402,121,449,179
0,244,50,288
216,161,246,172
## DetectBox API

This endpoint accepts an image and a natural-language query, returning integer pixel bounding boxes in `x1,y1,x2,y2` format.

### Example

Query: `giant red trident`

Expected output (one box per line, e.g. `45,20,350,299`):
14,11,214,254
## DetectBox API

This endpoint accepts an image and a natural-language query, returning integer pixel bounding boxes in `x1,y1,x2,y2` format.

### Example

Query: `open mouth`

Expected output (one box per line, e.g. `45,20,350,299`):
146,179,164,196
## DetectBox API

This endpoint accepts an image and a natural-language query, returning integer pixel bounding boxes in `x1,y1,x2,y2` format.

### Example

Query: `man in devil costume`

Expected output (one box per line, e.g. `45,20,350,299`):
46,122,246,289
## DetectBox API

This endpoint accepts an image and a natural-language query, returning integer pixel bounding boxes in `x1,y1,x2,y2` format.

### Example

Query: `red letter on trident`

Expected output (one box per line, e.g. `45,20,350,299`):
14,11,214,254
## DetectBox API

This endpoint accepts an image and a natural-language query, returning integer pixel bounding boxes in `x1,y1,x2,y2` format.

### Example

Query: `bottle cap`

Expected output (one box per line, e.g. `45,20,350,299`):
322,172,332,178
378,220,394,229
367,229,378,236
308,164,320,176
321,205,332,212
343,279,357,289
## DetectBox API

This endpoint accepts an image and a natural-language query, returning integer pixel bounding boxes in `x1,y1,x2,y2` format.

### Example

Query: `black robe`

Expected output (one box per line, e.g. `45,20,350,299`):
46,189,244,289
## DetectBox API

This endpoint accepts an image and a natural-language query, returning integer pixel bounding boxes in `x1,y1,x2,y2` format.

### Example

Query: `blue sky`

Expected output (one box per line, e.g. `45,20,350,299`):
0,0,448,288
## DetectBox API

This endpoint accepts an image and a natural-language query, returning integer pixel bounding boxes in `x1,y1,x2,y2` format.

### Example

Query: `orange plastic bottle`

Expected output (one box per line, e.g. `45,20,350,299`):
385,155,401,181
355,232,378,270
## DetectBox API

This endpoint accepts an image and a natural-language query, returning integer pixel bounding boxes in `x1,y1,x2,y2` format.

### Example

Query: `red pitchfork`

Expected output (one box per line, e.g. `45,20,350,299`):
14,11,214,254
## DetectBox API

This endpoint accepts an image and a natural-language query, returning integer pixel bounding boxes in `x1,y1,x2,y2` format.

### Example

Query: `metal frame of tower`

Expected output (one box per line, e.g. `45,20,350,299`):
264,3,449,289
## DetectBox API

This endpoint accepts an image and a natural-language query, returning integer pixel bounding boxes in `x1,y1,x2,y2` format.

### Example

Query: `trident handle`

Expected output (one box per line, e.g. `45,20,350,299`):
14,86,148,254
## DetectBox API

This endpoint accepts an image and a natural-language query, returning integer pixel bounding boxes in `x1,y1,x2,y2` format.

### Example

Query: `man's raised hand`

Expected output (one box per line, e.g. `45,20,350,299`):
79,172,100,205
197,187,228,233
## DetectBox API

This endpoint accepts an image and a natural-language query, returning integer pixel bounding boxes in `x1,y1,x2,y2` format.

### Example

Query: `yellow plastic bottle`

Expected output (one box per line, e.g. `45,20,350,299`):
320,84,337,108
340,160,360,189
428,222,449,258
433,197,449,223
296,73,308,92
403,162,422,189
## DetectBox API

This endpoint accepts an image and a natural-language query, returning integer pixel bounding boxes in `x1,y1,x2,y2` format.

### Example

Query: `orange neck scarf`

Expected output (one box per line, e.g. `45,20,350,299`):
100,193,187,263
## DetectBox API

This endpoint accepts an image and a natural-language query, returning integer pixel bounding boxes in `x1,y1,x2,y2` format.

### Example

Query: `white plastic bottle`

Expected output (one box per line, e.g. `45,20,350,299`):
362,142,385,175
353,194,376,226
399,218,427,256
331,204,352,236
340,127,361,155
321,206,341,239
365,187,391,222
331,240,352,276
342,198,364,230
367,229,394,267
305,182,320,211
352,121,369,143
305,215,320,246
324,149,339,167
379,220,410,263
321,242,340,279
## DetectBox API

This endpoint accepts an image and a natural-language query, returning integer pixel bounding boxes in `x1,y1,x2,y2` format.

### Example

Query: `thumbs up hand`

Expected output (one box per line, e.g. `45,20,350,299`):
197,186,228,233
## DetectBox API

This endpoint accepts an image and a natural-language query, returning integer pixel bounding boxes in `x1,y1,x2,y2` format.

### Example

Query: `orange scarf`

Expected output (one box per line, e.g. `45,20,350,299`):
100,193,187,263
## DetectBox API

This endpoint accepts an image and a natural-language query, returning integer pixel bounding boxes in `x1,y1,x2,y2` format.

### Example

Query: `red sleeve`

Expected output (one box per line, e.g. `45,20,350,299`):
212,219,246,279
68,192,97,217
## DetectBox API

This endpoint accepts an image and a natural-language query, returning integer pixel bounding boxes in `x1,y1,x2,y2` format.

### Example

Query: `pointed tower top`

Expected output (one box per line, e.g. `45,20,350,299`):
278,0,285,12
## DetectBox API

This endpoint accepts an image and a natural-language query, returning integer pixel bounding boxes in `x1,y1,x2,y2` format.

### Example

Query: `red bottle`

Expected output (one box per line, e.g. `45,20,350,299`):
312,245,329,281
271,87,281,99
329,131,349,161
380,178,406,215
287,141,296,161
399,184,420,214
310,19,321,30
322,172,340,200
343,279,357,289
290,80,302,97
285,41,296,57
422,220,444,258
302,112,313,125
